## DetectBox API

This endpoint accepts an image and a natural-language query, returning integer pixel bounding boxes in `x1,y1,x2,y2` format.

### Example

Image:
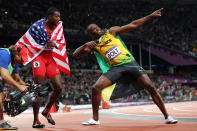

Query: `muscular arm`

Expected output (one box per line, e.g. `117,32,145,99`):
73,41,97,58
109,8,163,36
12,73,26,85
0,67,22,90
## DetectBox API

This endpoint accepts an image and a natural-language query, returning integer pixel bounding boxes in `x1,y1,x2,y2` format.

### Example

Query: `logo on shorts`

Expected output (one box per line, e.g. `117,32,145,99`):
138,67,144,72
33,61,40,68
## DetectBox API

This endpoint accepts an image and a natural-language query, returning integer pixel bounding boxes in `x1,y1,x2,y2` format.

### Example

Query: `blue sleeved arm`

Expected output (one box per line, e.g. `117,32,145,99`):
0,50,11,70
13,64,19,74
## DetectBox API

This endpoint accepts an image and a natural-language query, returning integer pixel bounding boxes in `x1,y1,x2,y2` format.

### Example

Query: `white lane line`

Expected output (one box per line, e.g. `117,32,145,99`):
173,107,197,112
111,106,197,118
111,109,162,117
143,108,161,114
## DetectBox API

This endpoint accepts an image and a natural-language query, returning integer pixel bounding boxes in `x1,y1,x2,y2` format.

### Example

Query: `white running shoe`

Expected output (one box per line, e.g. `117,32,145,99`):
82,119,100,125
166,116,178,124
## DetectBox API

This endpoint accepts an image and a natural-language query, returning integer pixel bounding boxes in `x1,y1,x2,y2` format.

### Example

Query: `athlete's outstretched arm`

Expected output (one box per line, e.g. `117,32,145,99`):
109,8,163,36
73,41,97,58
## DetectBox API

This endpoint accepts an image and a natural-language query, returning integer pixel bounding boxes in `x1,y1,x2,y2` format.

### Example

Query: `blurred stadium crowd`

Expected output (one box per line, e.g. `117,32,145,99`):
1,54,197,105
0,0,197,56
0,0,197,105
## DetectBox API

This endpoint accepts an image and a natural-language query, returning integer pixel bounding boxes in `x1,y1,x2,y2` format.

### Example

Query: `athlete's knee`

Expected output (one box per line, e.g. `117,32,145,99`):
145,85,157,95
92,83,102,92
138,75,155,92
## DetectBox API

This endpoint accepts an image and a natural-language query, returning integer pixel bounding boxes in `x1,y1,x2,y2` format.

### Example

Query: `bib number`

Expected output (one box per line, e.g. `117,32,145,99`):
105,46,121,60
33,61,40,68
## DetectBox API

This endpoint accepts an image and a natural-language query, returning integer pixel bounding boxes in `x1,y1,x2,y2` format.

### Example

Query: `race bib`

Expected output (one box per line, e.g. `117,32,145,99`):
105,46,121,60
33,61,40,68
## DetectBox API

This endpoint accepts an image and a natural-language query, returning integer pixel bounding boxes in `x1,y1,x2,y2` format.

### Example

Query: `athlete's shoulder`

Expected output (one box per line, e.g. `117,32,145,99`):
0,48,10,56
0,49,11,69
30,18,46,29
109,26,120,36
100,28,115,38
109,26,120,31
35,18,46,25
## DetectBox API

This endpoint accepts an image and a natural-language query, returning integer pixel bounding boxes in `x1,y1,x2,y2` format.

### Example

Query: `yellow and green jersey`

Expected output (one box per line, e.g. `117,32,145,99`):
95,30,135,73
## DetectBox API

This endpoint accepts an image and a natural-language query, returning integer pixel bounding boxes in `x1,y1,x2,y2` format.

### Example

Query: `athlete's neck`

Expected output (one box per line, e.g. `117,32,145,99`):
93,35,101,40
45,20,55,30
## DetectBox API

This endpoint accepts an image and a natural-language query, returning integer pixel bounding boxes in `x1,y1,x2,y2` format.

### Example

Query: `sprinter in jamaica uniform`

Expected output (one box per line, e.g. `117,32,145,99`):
73,8,178,125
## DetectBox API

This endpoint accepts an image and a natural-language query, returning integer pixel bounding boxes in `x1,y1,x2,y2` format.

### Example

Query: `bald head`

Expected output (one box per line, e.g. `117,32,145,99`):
86,24,102,38
87,24,97,31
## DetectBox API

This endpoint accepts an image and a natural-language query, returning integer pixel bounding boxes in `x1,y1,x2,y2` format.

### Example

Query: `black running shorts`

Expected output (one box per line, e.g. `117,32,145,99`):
103,61,146,83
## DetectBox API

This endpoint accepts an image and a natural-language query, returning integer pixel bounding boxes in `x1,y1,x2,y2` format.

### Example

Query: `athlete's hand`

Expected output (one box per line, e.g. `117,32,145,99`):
46,41,58,49
85,41,97,50
149,8,163,17
19,85,28,93
25,83,30,86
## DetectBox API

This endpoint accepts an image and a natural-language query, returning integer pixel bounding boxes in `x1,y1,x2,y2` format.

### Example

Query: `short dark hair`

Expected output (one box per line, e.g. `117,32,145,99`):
9,45,18,62
46,7,59,17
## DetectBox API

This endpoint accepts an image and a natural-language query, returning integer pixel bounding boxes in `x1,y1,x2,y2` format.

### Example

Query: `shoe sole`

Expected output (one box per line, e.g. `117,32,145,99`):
166,121,178,124
32,125,45,128
82,124,100,125
82,123,100,125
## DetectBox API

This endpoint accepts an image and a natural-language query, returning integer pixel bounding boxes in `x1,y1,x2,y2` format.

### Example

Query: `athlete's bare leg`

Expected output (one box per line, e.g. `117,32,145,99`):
33,77,45,125
43,75,62,113
137,74,168,119
91,75,112,121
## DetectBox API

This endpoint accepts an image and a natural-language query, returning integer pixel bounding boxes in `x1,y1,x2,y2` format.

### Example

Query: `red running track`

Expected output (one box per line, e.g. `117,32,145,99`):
4,101,197,131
